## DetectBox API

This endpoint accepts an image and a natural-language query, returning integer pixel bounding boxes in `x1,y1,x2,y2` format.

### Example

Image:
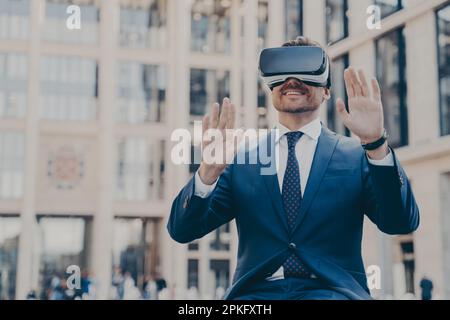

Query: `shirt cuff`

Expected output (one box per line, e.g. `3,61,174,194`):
366,148,394,166
194,171,218,198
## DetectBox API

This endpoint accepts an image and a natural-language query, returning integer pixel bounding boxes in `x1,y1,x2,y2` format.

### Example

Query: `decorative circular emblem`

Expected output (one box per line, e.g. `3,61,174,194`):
48,146,84,190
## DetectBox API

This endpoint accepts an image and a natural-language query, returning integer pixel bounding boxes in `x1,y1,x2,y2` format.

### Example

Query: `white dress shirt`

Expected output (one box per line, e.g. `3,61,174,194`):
194,118,394,280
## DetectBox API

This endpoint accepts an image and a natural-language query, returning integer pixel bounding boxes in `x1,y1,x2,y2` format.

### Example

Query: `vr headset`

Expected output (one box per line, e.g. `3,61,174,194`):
259,46,331,90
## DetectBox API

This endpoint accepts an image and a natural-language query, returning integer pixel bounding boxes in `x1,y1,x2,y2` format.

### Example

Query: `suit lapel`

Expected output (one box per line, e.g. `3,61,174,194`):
259,130,290,234
258,127,339,235
292,127,339,234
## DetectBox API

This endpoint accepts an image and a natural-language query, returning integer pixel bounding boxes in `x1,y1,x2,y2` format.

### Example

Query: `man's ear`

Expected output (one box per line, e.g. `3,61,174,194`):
323,87,331,101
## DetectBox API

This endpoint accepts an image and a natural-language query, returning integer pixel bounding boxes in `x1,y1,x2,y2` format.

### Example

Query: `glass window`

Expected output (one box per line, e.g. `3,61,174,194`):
36,216,91,300
257,78,268,129
187,259,199,289
257,0,269,52
0,132,24,199
0,0,30,39
437,5,450,136
0,53,27,118
400,240,415,294
119,0,167,49
239,7,245,56
374,0,402,19
441,173,450,299
191,0,231,54
375,28,408,148
285,0,303,41
325,0,348,45
116,138,165,201
209,224,230,251
111,218,160,299
208,259,229,298
40,55,98,121
117,62,166,124
0,216,20,300
327,54,350,136
190,69,230,121
188,241,199,251
42,0,99,44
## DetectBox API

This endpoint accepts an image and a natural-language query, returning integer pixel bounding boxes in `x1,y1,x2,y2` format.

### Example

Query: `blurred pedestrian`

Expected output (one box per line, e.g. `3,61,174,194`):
215,286,225,300
143,274,158,300
26,289,37,300
111,266,124,299
122,271,141,300
186,286,199,300
420,276,433,300
48,276,64,300
153,272,167,294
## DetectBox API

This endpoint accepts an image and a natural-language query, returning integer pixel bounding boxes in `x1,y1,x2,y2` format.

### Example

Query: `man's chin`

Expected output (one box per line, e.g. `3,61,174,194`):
277,105,318,114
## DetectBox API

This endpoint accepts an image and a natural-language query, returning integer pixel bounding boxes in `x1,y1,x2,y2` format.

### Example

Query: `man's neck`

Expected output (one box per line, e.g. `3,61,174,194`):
278,110,319,131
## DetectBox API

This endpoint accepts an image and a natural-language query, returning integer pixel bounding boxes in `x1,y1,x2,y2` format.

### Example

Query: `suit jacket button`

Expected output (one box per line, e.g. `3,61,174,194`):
288,242,297,250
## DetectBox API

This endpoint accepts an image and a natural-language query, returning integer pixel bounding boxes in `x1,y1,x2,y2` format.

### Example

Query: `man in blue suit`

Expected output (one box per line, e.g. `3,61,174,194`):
167,37,419,300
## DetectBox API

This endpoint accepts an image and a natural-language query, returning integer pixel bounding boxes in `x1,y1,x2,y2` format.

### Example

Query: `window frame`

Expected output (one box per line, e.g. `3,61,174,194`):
436,4,450,137
374,0,403,20
327,53,350,137
285,0,303,41
325,0,349,45
375,27,408,148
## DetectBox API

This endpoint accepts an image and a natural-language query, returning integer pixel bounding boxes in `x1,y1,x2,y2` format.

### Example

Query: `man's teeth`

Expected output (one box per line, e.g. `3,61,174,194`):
284,91,306,95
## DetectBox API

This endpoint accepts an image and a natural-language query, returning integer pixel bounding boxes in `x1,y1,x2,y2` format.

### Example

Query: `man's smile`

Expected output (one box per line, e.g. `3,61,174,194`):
282,90,308,96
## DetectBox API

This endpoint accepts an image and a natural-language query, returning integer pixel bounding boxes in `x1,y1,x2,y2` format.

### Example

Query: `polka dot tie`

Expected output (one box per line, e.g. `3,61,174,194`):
282,131,312,278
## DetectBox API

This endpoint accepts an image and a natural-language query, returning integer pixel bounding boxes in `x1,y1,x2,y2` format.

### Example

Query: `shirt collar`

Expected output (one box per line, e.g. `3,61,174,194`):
275,118,322,143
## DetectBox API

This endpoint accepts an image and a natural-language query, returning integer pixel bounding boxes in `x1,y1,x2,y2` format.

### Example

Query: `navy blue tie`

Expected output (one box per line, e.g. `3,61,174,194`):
282,131,311,278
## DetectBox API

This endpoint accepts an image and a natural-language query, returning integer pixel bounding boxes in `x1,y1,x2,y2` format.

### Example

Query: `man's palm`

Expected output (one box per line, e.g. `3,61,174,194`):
199,98,240,184
336,68,384,143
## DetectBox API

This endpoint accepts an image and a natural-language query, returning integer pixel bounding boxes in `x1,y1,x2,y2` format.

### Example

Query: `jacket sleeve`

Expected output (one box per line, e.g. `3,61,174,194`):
167,164,235,243
362,147,420,235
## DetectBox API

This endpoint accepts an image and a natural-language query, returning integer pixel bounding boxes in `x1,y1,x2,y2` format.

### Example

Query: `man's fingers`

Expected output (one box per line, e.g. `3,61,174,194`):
358,69,369,97
218,97,230,130
202,114,210,133
202,114,210,148
210,102,220,129
371,78,381,100
344,69,356,98
336,98,350,124
348,67,363,96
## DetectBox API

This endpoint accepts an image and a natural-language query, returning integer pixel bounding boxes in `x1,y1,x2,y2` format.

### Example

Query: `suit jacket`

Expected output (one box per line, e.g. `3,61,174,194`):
167,126,420,300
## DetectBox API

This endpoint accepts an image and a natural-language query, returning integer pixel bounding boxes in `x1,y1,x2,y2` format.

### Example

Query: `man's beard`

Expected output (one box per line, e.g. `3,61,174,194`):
275,104,319,114
275,80,322,114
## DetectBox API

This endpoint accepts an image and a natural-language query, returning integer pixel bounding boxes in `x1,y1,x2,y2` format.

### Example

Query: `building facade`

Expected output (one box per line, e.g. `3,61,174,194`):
0,0,449,300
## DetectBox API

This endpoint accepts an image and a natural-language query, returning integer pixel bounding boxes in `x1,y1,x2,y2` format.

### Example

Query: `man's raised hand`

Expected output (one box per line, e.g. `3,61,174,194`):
198,97,242,185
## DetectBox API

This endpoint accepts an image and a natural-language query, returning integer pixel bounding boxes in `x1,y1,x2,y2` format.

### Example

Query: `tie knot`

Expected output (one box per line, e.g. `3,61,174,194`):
285,131,303,149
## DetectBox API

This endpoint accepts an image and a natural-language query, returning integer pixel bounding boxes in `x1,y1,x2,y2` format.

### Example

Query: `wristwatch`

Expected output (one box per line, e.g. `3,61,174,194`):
361,129,388,151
